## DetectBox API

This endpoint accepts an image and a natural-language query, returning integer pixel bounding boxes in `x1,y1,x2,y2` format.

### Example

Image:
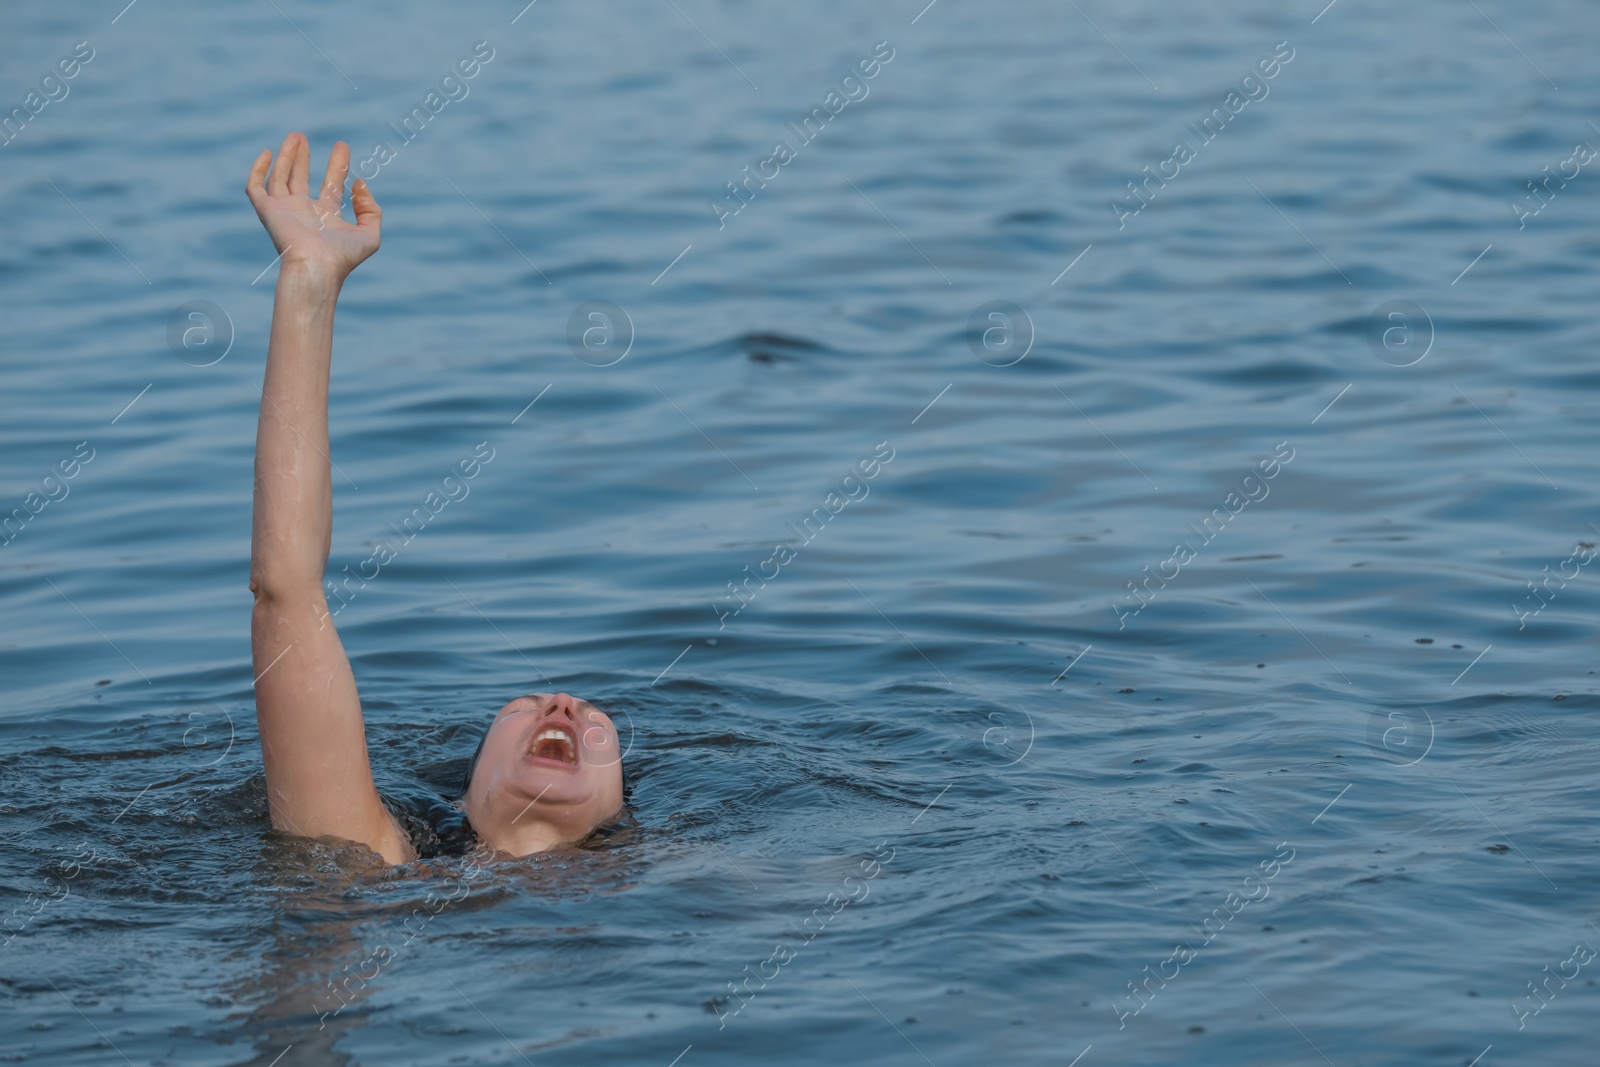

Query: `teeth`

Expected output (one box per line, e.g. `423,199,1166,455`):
531,727,577,763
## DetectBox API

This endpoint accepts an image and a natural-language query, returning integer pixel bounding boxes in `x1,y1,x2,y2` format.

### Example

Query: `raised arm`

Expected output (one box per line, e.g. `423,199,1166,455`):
246,132,411,864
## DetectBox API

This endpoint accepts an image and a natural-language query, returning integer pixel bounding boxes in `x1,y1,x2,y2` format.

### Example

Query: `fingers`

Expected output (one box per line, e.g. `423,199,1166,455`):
266,131,297,196
320,141,351,214
288,133,310,196
351,178,382,236
246,149,271,202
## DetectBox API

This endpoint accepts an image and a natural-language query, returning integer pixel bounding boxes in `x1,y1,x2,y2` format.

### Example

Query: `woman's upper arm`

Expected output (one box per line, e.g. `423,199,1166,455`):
250,589,410,864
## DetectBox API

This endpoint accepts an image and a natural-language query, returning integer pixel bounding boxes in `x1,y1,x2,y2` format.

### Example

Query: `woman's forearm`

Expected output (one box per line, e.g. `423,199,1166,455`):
250,264,344,600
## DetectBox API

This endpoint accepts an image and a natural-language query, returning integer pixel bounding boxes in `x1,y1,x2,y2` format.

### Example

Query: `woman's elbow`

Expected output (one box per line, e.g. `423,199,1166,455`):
250,579,334,637
249,565,323,604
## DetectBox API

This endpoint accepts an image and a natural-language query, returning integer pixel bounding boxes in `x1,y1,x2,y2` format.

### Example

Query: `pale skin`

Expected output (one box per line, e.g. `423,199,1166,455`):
247,133,623,866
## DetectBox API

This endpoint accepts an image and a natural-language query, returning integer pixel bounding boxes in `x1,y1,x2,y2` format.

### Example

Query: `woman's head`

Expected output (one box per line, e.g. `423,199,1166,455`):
461,692,624,856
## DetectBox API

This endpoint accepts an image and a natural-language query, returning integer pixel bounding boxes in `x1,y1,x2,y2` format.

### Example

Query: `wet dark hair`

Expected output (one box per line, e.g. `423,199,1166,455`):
461,721,493,796
460,715,628,798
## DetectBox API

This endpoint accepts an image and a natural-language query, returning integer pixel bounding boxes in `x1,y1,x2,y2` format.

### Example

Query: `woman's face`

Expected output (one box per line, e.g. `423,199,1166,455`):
462,692,624,856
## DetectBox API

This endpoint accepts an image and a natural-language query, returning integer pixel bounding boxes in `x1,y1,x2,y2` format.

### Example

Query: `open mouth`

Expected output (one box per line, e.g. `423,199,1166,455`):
527,722,579,767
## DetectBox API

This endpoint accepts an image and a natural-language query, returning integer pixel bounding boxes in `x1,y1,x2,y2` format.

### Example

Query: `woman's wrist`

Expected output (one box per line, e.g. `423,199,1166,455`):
275,259,346,303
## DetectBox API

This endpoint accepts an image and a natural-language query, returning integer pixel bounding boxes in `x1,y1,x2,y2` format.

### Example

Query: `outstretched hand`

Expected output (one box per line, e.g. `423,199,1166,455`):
246,132,380,283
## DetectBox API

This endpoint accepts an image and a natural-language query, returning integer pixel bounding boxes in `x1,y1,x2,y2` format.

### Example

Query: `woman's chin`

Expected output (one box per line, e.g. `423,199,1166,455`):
505,764,592,805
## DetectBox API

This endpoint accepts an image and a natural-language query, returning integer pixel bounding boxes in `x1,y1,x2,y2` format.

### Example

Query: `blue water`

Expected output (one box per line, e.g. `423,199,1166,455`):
4,0,1600,1063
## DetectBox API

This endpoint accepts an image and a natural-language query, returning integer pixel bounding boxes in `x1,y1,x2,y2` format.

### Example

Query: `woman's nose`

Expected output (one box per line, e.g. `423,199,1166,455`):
549,692,577,718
